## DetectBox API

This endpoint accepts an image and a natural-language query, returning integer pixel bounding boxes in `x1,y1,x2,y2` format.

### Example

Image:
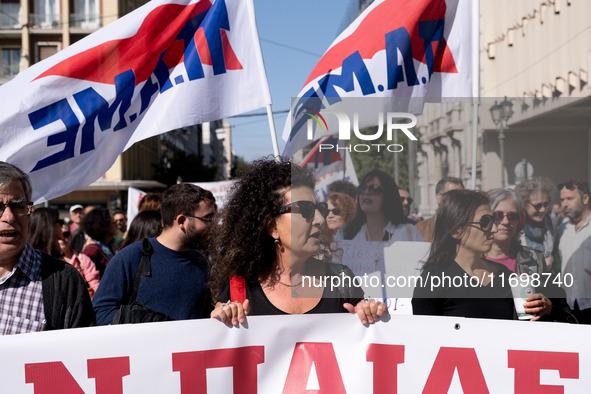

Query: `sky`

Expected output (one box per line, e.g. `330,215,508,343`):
228,0,356,162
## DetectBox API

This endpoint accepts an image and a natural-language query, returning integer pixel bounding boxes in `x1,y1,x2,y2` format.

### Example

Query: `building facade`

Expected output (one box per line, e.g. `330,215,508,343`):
415,0,591,216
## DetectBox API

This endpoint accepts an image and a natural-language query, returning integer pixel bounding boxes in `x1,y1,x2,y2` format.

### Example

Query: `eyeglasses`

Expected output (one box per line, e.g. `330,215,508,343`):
0,200,33,217
400,196,413,204
358,184,384,195
185,214,214,223
467,214,500,232
492,211,520,225
327,208,341,216
527,201,550,211
62,231,71,238
278,201,328,220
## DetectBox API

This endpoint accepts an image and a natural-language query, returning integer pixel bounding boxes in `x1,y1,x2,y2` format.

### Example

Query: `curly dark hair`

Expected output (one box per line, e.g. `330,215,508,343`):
209,157,315,300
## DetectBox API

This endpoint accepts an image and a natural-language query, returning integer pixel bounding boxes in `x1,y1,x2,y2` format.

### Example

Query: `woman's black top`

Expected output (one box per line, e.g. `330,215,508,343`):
217,262,364,315
412,260,515,320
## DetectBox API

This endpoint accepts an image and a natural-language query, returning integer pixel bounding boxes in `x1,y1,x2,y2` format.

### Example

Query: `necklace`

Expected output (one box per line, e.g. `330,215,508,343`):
278,280,302,287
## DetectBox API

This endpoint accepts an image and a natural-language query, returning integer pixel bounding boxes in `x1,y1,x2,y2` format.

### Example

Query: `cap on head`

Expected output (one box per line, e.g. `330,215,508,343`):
69,204,84,213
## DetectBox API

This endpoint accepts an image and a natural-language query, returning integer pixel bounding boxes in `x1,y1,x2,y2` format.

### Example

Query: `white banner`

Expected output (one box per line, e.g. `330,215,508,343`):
283,0,477,154
0,0,271,203
0,314,586,393
193,180,236,208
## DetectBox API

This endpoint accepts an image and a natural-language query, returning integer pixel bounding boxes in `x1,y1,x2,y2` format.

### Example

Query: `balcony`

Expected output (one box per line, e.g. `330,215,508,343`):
69,12,100,29
29,13,61,29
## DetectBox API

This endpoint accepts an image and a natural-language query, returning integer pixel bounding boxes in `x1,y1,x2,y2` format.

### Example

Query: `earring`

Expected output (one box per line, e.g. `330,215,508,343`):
274,238,280,245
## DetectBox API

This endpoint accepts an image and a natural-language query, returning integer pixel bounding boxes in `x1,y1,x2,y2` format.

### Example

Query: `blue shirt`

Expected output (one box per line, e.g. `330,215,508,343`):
92,238,210,325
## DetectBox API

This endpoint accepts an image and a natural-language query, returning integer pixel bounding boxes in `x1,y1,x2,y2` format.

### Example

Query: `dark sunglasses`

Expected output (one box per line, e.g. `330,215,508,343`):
327,208,341,216
527,201,550,211
467,214,500,232
0,200,33,217
358,184,384,195
400,196,413,204
278,201,328,220
492,211,520,225
559,181,590,195
62,231,71,238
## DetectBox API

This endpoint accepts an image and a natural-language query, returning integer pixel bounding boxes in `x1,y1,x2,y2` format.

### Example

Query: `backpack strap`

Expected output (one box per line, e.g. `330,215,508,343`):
229,275,246,303
124,238,154,305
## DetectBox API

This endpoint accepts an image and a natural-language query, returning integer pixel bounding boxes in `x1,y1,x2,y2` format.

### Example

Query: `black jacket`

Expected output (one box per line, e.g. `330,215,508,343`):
40,253,96,330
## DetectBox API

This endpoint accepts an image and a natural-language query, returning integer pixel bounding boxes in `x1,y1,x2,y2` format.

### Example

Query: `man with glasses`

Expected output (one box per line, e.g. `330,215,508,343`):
398,185,416,224
0,162,95,334
416,177,464,242
558,180,591,324
93,183,216,325
515,177,557,272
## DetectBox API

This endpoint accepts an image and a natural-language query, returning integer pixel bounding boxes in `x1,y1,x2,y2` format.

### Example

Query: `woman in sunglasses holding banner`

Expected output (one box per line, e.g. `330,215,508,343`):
335,169,423,243
413,189,521,319
209,158,387,326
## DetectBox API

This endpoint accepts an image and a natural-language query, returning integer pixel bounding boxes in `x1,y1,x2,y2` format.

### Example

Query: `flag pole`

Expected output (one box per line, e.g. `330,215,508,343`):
266,104,281,159
470,0,480,189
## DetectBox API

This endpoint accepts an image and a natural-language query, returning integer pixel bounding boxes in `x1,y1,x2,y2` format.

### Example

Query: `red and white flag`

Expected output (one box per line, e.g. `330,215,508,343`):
0,0,271,203
283,0,477,155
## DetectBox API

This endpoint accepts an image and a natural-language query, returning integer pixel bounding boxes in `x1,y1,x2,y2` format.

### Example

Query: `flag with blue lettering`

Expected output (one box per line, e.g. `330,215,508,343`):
283,0,477,155
0,0,271,203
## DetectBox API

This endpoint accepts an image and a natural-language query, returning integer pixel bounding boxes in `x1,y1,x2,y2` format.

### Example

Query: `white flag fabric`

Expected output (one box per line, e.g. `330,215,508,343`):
125,186,146,232
282,0,477,155
0,0,271,203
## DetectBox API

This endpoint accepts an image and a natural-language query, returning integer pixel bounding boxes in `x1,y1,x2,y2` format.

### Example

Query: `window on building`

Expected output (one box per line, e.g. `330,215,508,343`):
33,0,60,28
1,48,20,77
72,0,99,28
0,1,21,28
36,42,59,63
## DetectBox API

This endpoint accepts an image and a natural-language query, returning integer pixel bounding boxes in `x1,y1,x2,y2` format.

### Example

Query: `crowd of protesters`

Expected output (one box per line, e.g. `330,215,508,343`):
0,157,590,336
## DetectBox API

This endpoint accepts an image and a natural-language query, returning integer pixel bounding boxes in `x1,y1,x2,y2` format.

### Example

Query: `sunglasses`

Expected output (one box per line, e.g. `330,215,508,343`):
327,208,341,216
559,181,590,195
400,196,413,204
358,184,384,195
278,201,328,220
467,214,500,232
0,200,34,217
492,211,520,225
527,201,550,211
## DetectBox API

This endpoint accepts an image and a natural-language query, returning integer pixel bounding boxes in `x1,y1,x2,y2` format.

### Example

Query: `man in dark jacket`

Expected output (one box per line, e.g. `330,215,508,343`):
0,162,95,334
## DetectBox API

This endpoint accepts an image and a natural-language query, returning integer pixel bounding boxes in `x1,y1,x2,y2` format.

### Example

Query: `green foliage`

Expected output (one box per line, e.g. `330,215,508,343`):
231,156,251,179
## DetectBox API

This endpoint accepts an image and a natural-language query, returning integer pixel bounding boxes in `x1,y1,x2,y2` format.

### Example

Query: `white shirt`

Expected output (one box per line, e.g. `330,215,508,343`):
334,221,424,243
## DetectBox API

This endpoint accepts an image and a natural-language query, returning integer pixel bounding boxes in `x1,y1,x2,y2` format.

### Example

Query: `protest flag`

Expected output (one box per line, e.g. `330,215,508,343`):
282,0,478,155
0,0,271,203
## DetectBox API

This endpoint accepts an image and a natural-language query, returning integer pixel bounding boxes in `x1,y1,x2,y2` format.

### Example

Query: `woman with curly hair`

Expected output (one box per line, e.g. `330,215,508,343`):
323,192,356,241
209,158,387,326
514,177,557,271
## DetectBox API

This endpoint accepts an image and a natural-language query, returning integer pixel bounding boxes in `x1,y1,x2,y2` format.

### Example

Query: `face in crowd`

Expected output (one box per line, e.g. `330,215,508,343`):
524,192,551,223
0,181,31,266
273,186,326,259
457,204,498,255
358,177,384,216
